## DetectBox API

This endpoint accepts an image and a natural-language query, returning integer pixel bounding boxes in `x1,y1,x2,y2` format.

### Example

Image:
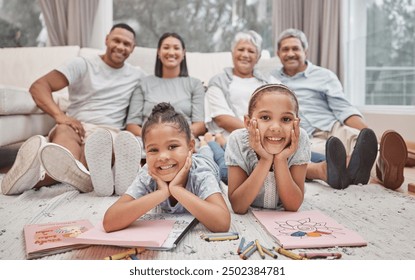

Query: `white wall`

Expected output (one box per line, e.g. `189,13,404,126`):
361,108,415,143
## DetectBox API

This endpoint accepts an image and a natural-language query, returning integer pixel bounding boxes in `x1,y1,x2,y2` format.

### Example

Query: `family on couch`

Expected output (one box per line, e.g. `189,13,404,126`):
1,23,409,210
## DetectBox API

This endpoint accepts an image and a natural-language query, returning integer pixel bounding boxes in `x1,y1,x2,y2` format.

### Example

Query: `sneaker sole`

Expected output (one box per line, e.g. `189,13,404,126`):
85,129,114,196
1,135,46,195
40,144,93,193
114,131,141,195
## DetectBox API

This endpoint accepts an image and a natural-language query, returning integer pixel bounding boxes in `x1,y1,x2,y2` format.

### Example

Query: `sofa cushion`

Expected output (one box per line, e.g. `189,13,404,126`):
256,55,282,75
0,114,56,146
0,46,80,89
0,85,69,115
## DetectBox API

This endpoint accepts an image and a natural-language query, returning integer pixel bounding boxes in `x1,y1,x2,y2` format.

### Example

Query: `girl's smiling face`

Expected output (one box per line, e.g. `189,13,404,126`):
144,123,193,182
247,92,297,155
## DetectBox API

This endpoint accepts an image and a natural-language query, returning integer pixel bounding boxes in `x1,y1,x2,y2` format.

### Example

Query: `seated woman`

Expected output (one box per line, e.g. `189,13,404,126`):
204,30,279,138
126,32,206,142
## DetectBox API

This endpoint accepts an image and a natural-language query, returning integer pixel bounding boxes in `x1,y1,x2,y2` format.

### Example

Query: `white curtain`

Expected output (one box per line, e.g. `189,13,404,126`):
272,0,343,82
38,0,100,47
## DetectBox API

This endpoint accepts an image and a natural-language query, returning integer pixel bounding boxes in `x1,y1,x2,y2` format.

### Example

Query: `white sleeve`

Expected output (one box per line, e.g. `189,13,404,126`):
205,85,235,121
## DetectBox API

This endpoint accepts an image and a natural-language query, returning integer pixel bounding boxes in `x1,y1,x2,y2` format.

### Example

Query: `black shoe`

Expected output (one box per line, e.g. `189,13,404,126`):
347,128,378,185
326,136,350,189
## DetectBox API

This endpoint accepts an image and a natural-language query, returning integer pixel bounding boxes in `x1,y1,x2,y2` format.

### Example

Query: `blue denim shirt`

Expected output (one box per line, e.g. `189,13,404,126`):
271,61,362,136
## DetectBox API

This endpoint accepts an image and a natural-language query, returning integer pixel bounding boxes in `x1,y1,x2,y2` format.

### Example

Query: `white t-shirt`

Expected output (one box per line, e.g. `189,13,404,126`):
57,55,146,130
228,76,264,121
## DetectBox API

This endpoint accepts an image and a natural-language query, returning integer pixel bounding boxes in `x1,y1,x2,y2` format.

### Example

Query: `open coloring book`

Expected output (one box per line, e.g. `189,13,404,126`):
252,209,367,249
72,212,198,250
24,219,94,259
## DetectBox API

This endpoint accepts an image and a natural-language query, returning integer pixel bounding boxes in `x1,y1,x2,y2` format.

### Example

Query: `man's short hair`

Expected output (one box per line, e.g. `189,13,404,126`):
277,28,308,51
110,23,136,38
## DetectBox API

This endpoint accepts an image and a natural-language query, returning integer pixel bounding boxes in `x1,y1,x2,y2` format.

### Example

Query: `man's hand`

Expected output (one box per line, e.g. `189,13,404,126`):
55,115,85,138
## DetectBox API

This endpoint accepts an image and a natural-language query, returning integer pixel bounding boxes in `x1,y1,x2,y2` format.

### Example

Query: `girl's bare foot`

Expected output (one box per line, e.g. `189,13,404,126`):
204,132,215,142
215,133,226,148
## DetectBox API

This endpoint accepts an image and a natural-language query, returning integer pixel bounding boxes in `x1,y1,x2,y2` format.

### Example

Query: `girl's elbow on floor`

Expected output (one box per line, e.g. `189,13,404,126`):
284,204,301,212
232,205,249,215
209,219,231,233
102,220,120,233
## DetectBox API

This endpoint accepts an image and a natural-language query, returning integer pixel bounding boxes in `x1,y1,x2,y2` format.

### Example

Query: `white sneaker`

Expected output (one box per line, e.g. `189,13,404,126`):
1,135,46,195
85,128,114,196
114,131,142,195
39,143,93,193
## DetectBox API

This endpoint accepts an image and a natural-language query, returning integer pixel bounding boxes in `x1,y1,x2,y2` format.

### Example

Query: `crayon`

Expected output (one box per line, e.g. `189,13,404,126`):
255,240,265,259
240,241,254,254
242,244,257,260
298,252,342,259
274,247,307,260
129,254,139,260
237,237,245,254
104,248,145,260
262,247,278,259
205,234,239,242
240,243,256,259
201,232,239,239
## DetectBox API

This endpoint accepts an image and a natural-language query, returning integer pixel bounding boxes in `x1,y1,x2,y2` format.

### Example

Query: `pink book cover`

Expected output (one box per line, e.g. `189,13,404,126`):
23,219,94,259
71,219,176,248
252,209,367,249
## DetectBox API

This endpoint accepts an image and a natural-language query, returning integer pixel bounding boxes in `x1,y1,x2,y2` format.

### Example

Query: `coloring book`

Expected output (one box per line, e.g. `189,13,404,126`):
23,219,94,259
252,209,367,249
71,212,198,250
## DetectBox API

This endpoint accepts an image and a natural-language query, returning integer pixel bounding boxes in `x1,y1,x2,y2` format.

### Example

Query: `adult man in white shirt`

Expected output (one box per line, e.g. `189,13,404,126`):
2,23,146,196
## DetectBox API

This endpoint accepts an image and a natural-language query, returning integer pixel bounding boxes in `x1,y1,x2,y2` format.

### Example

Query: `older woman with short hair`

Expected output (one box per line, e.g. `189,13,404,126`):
204,30,279,137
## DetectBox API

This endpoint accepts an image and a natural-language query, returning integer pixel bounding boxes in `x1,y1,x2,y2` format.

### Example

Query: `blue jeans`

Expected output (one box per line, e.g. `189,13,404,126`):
199,141,228,185
311,151,326,163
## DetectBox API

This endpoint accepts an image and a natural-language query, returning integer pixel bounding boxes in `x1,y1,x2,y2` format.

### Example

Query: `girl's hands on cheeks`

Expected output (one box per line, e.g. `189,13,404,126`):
275,118,300,161
148,171,170,196
248,118,273,161
169,151,192,189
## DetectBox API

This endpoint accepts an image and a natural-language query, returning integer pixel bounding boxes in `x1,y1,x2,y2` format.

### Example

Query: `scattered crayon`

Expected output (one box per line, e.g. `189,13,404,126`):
274,247,307,260
104,248,145,260
262,247,278,259
240,243,256,259
239,241,254,254
241,244,257,260
237,237,245,254
255,239,265,259
205,234,239,242
129,254,139,260
298,252,342,259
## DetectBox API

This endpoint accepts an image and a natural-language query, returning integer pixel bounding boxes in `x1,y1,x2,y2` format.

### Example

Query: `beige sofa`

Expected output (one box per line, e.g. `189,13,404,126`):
0,46,280,156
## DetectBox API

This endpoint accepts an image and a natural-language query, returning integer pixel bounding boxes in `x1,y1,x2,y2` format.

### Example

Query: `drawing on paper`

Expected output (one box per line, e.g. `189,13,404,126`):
274,217,343,239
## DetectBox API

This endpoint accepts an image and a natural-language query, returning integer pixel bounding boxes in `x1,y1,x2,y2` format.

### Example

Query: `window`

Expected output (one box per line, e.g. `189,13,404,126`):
366,0,415,106
344,0,415,107
0,0,43,47
113,0,273,53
